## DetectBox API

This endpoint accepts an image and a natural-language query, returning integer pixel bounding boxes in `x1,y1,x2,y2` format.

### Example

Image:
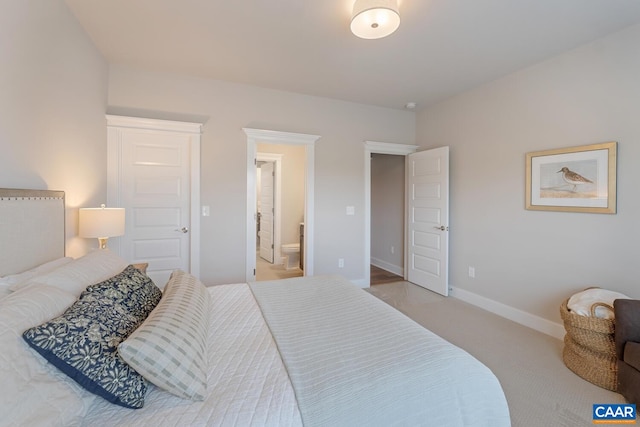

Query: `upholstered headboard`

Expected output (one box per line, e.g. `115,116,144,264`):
0,188,65,277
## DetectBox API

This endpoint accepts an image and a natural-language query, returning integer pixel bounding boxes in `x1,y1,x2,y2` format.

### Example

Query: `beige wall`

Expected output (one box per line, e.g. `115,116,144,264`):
0,0,108,257
107,66,416,284
416,23,640,325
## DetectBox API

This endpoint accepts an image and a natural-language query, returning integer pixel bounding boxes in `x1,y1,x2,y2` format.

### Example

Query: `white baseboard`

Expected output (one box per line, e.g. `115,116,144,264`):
450,286,565,340
351,278,367,288
371,257,404,277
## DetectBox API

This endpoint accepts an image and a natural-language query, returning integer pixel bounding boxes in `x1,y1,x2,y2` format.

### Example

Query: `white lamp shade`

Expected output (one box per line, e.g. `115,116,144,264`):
79,206,125,238
351,0,400,39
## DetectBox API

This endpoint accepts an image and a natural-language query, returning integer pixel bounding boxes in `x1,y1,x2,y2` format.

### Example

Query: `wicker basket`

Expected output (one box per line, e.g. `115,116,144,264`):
560,297,618,391
563,335,618,391
560,298,615,355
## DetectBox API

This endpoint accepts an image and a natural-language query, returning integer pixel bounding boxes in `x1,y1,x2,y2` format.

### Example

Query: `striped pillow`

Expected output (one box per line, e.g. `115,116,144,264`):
118,270,210,400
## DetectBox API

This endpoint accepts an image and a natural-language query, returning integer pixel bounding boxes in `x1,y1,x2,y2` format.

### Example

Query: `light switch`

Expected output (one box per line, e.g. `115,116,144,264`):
202,206,210,217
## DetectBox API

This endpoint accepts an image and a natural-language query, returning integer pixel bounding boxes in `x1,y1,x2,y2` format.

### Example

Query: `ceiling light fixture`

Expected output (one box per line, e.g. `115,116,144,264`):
350,0,400,40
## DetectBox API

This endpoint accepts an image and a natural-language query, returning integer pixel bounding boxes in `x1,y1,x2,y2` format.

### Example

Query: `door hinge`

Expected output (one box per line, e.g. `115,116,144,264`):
254,158,257,165
271,244,274,249
253,268,256,276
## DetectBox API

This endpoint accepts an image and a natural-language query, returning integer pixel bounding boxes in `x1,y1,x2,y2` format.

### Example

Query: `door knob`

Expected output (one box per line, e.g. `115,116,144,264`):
175,227,189,233
433,225,446,231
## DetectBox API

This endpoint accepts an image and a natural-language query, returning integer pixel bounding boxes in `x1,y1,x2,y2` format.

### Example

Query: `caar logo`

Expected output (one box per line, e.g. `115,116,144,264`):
593,404,636,424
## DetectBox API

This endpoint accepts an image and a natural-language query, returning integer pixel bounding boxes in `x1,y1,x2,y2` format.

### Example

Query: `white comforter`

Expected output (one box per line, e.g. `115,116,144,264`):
9,276,510,427
250,276,511,427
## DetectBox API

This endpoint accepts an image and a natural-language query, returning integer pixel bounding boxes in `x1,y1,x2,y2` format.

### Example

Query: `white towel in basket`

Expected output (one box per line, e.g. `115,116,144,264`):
568,288,629,319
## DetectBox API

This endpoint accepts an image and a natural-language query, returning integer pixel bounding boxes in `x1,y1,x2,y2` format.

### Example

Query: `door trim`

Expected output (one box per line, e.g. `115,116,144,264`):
363,141,419,287
106,115,202,278
257,153,283,264
245,128,320,282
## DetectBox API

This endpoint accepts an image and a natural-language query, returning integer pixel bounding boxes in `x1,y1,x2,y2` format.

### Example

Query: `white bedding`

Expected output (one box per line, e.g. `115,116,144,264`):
81,283,302,427
6,271,510,426
250,276,511,427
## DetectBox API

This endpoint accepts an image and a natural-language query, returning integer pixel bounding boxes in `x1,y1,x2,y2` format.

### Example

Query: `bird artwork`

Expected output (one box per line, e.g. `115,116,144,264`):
557,167,593,192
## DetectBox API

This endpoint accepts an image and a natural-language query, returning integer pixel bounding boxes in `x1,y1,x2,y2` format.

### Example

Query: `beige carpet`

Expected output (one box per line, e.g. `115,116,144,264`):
366,281,625,427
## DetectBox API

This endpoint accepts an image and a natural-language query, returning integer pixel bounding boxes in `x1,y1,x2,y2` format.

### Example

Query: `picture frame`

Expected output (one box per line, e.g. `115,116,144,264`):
525,141,617,214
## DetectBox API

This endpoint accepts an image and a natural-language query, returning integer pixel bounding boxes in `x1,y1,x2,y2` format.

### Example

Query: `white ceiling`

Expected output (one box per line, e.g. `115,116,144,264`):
65,0,640,111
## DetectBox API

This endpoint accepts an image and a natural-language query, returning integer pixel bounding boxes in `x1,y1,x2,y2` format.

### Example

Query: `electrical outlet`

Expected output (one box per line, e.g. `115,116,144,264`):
468,266,475,278
338,258,344,268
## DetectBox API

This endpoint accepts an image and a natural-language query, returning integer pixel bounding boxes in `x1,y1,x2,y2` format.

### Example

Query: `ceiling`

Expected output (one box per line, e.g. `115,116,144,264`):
65,0,640,111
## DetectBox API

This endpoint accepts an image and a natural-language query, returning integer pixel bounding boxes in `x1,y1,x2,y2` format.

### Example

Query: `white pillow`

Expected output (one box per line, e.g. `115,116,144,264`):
568,288,629,319
1,257,73,290
119,270,210,400
0,285,95,426
20,250,129,297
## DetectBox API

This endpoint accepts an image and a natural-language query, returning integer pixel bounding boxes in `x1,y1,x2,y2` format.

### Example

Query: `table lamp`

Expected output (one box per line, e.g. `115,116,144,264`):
79,204,125,249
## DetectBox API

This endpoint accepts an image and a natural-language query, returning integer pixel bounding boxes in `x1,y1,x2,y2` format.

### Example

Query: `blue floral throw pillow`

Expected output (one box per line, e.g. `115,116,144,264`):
23,265,162,409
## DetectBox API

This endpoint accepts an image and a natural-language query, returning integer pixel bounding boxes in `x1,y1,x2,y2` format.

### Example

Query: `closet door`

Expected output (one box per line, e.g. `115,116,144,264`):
107,116,201,288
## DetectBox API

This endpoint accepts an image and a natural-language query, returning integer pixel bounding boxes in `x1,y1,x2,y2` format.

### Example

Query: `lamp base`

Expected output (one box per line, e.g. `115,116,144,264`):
98,237,109,250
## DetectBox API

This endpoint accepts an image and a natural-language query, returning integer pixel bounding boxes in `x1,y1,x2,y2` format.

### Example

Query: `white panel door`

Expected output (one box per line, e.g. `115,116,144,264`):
259,161,274,263
119,129,192,288
407,147,449,296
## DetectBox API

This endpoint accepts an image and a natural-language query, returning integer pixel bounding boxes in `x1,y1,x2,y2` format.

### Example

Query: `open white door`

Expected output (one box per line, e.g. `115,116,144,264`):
259,161,274,263
406,146,449,296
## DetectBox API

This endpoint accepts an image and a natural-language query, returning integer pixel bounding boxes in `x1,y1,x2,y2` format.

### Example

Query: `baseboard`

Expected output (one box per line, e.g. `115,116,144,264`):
371,257,404,277
351,278,367,288
450,286,565,340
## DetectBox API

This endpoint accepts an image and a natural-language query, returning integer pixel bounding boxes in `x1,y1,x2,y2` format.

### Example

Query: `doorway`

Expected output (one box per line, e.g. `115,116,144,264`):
370,153,406,284
365,142,451,296
364,141,418,287
255,147,305,281
245,128,321,282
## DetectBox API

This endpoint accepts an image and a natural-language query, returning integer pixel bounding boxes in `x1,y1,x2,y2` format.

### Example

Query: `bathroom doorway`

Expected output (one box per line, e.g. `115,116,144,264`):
245,128,320,282
255,144,305,281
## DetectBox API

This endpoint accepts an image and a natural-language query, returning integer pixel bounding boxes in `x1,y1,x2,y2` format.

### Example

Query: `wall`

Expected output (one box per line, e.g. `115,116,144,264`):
371,154,405,274
0,0,109,257
416,23,640,331
108,66,415,285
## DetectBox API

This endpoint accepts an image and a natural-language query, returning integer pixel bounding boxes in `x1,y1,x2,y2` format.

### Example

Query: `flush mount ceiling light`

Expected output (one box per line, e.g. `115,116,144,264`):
350,0,400,39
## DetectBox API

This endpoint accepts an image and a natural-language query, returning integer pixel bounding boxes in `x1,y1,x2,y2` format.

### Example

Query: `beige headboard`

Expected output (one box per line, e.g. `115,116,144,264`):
0,188,65,277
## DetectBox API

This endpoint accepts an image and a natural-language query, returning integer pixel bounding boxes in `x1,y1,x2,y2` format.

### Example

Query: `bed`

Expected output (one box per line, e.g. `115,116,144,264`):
0,188,511,426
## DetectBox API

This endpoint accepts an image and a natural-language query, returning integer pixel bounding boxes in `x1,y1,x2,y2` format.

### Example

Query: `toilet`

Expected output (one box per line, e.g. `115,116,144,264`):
281,243,300,270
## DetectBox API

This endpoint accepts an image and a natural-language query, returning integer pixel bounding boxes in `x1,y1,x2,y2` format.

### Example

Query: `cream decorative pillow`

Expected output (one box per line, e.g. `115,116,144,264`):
118,270,210,400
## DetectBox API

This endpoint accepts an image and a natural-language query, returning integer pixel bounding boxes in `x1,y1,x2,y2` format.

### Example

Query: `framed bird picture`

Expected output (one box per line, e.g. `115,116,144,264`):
525,141,617,213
